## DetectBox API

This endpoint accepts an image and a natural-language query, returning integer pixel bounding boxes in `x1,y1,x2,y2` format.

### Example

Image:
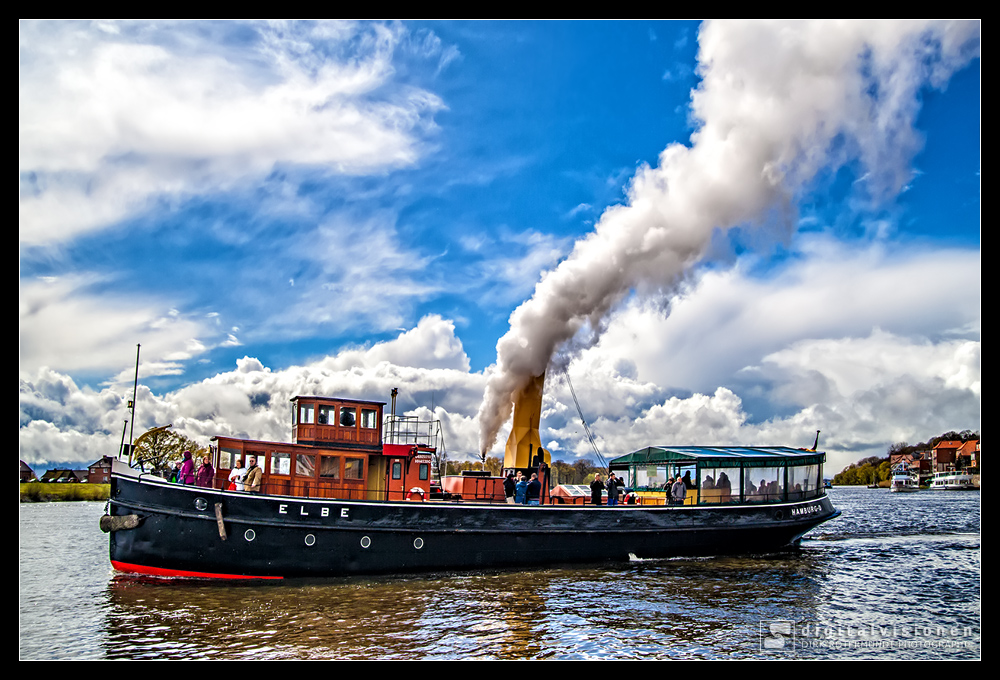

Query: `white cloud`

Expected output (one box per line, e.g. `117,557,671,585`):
19,21,444,245
19,274,215,378
584,235,980,395
264,215,442,338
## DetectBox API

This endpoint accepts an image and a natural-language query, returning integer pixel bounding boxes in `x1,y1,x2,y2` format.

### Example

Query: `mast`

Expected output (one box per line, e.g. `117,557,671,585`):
127,344,140,456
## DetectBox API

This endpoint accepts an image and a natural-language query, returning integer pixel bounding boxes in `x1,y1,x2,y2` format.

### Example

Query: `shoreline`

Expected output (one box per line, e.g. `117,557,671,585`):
20,483,110,503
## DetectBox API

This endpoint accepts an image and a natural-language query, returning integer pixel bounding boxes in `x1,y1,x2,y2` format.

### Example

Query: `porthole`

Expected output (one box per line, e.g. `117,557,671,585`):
245,529,256,542
773,510,784,521
413,537,424,550
360,536,371,549
304,534,316,546
194,497,208,511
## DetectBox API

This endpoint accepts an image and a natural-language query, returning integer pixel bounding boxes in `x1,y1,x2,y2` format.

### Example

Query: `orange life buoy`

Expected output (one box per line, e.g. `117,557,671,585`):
406,487,425,501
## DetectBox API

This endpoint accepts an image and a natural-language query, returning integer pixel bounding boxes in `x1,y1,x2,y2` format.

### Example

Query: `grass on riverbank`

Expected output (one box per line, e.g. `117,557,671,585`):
20,483,110,502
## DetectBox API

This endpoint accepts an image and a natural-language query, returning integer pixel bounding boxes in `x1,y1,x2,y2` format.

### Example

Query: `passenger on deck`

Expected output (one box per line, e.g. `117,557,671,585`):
717,472,731,491
229,459,245,491
606,473,621,507
178,451,195,485
717,472,732,502
515,473,528,504
244,455,263,494
196,456,215,488
504,472,516,504
671,476,687,505
526,473,541,505
590,474,605,506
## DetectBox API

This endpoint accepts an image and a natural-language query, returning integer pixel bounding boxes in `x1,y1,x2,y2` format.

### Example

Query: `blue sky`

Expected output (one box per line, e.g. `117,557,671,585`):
19,21,980,473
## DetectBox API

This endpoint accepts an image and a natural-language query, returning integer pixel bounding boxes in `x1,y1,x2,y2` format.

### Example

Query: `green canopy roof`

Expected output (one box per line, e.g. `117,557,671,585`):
609,446,825,468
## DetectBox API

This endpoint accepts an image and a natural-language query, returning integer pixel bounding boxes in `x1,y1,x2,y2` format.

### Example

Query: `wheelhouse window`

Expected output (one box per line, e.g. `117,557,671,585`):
345,458,364,480
361,409,377,428
340,407,356,427
296,454,316,478
299,405,314,424
318,406,334,425
319,456,340,479
271,451,291,476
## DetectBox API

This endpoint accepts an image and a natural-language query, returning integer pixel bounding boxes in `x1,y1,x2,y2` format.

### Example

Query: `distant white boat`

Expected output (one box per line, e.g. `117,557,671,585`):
929,470,976,491
890,463,920,493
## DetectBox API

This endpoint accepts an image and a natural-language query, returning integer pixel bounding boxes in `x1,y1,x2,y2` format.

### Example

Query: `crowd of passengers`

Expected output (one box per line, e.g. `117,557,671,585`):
166,451,263,493
643,471,809,503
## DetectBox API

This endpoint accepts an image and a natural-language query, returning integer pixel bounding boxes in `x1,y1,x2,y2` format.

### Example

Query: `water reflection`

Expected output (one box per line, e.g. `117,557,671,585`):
102,551,842,659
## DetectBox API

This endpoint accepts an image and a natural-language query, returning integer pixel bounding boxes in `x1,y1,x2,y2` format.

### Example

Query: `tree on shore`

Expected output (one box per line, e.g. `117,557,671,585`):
132,426,208,475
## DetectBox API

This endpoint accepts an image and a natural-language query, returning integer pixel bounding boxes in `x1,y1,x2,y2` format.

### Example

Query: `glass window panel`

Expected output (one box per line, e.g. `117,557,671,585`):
296,454,316,478
271,451,291,476
635,465,669,490
699,467,739,504
745,466,783,502
340,407,356,427
788,464,819,500
300,405,314,424
361,409,377,428
219,447,239,470
320,456,340,479
345,458,364,480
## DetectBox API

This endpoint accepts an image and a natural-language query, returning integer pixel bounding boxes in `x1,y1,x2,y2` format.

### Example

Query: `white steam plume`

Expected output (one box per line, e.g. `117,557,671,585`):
476,20,979,455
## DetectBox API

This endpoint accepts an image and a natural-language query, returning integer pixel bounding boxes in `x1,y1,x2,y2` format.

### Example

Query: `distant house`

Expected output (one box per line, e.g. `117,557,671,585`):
956,439,980,472
20,460,37,483
39,469,88,483
932,440,962,472
87,456,113,484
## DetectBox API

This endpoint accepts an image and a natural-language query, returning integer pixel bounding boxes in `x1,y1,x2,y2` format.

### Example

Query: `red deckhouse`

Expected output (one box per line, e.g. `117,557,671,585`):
211,396,436,501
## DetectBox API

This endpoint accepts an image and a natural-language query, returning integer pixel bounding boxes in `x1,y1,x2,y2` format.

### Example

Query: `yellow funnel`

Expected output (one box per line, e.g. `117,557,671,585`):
504,373,549,469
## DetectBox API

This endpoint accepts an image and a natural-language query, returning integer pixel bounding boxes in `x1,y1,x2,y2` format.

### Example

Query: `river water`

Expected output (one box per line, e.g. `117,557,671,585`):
19,487,980,660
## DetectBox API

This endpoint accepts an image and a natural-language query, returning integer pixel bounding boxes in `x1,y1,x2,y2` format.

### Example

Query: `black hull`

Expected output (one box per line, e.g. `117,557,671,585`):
108,468,840,579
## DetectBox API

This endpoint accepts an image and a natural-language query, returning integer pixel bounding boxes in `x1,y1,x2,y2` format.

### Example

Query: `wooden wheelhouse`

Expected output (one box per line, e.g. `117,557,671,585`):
210,396,436,501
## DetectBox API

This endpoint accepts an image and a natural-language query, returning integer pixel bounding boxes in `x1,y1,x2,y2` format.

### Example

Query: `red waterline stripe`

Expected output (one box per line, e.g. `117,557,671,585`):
111,560,283,580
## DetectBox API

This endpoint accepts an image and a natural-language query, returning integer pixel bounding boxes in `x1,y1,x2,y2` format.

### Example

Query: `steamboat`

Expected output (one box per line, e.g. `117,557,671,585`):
104,375,839,579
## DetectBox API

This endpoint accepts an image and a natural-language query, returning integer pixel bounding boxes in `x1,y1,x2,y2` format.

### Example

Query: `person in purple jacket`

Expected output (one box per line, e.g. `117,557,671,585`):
178,450,196,485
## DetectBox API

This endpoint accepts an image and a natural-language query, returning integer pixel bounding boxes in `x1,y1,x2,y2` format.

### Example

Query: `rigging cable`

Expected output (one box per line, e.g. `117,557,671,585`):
565,373,609,471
